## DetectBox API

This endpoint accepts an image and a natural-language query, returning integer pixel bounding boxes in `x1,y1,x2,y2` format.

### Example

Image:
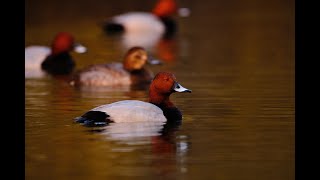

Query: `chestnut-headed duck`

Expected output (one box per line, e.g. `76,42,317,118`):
103,0,179,38
70,47,155,87
75,72,191,126
25,32,86,78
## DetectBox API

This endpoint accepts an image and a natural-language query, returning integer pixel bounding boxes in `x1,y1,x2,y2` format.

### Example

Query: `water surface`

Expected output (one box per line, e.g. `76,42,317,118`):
25,0,295,179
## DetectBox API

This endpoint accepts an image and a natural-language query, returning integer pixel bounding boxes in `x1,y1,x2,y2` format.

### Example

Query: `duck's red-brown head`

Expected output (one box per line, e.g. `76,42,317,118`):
149,72,191,108
51,32,87,55
51,32,75,55
152,0,178,18
123,47,148,72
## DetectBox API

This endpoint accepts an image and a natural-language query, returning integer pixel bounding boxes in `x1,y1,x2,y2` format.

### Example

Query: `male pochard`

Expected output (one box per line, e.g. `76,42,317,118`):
25,32,86,78
75,72,191,126
70,47,155,87
103,0,179,38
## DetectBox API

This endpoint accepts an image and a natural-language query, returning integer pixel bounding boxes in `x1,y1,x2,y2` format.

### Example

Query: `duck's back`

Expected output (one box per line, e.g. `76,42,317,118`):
92,100,167,123
112,12,165,34
73,63,131,86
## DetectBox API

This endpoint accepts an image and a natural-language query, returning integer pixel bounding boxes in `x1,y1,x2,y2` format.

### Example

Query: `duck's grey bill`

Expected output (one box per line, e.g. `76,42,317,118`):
174,82,192,93
74,43,87,53
147,57,162,65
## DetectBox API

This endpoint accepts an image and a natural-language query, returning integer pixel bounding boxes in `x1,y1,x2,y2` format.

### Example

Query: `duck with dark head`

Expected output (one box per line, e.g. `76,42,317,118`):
41,32,86,75
103,0,178,38
70,46,155,87
25,32,86,78
75,72,191,126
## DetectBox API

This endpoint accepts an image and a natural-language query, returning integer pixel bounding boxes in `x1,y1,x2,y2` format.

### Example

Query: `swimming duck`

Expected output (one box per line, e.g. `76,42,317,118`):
103,0,178,38
70,46,155,87
25,32,86,78
75,72,191,126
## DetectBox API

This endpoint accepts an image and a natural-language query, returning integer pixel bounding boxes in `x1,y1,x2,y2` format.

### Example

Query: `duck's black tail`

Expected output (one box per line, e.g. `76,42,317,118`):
102,21,125,34
75,111,113,127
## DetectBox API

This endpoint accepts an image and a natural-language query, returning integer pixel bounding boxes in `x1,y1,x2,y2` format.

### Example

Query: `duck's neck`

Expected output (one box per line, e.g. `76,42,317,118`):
149,87,175,109
149,83,183,121
149,87,183,121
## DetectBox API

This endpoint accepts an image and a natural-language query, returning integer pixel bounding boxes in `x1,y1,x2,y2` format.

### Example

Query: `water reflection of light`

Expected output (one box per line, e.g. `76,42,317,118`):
176,141,188,154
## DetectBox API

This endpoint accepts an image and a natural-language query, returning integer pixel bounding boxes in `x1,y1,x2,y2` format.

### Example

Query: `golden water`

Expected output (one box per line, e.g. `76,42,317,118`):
25,0,294,179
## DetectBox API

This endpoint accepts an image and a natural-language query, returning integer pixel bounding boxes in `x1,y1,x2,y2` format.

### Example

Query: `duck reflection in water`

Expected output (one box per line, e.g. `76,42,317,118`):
86,118,190,176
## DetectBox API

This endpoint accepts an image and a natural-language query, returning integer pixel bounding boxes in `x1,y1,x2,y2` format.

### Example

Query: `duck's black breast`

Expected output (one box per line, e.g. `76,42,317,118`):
153,105,182,122
160,17,177,39
163,107,182,121
41,53,75,75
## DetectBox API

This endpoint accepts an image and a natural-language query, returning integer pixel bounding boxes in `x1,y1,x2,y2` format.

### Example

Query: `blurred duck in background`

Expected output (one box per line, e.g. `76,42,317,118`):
25,32,87,78
102,0,190,62
103,0,188,39
70,46,156,87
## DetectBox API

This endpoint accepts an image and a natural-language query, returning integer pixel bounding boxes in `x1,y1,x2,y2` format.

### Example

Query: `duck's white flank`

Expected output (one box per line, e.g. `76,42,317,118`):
112,12,165,34
25,46,51,78
91,100,167,123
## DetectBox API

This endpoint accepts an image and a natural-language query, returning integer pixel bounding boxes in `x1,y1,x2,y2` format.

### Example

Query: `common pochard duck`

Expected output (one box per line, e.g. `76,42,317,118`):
75,72,191,126
25,32,86,78
103,0,179,38
70,47,155,87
